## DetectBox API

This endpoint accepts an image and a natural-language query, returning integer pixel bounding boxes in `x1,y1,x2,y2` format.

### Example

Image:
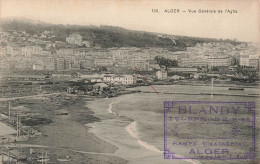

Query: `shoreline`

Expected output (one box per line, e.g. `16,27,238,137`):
128,84,260,97
0,93,128,164
25,95,118,153
87,94,201,164
129,81,260,89
85,84,259,164
125,121,162,153
1,84,258,163
140,91,259,97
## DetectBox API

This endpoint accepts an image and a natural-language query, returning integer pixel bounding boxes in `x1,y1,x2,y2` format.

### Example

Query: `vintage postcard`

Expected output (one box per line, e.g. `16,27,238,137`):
0,0,259,163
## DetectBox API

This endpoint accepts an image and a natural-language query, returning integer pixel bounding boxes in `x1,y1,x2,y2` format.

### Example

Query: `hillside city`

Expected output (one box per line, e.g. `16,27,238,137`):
0,19,259,163
0,23,259,95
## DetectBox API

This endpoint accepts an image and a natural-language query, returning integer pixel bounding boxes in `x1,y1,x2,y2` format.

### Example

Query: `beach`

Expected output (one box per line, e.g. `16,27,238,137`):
87,97,193,164
87,84,259,164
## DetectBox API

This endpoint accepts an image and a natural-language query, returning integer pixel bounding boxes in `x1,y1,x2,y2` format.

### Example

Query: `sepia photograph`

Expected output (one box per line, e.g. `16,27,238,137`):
0,0,259,163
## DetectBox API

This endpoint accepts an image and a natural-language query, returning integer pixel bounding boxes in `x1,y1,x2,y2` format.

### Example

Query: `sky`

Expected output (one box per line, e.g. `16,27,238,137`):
0,0,259,42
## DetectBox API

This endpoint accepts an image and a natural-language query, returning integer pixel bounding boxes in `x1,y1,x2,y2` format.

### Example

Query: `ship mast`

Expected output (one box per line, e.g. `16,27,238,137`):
16,110,20,140
8,101,11,122
211,77,214,98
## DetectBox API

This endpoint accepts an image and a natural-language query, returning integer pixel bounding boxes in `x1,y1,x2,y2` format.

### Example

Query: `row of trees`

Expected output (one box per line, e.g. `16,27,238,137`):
154,56,178,71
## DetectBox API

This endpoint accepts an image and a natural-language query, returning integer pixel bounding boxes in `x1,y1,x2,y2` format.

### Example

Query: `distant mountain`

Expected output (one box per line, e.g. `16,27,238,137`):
0,17,47,25
0,18,241,50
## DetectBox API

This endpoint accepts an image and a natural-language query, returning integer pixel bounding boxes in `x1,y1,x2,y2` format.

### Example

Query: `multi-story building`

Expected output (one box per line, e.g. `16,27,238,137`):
207,56,231,68
66,34,83,45
21,46,42,57
249,58,259,68
33,64,44,71
240,55,249,66
71,60,81,70
156,70,167,80
56,48,74,55
103,74,134,85
94,58,113,67
120,75,134,85
130,55,149,71
191,57,208,67
179,57,207,68
110,49,129,61
114,59,130,68
63,58,71,71
80,57,95,68
103,75,114,83
54,58,71,71
43,57,55,71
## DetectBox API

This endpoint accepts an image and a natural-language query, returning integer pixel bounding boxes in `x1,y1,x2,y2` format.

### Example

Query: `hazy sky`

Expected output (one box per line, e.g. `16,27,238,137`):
1,0,259,42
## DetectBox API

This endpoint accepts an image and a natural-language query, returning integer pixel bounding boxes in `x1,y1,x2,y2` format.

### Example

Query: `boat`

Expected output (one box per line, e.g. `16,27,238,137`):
57,155,71,162
16,136,29,142
57,158,71,162
37,158,50,163
228,87,244,90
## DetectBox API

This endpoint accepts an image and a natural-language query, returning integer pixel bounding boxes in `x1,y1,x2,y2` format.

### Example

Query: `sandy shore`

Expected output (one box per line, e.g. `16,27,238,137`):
87,85,259,164
87,97,200,164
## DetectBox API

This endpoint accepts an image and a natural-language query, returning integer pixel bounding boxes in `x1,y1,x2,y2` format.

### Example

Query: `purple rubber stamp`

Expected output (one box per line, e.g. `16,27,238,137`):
164,101,256,160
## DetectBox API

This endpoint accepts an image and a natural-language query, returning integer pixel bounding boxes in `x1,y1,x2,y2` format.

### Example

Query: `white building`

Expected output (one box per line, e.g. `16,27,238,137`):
91,78,103,83
103,74,134,85
240,55,249,66
103,75,115,83
21,46,42,57
66,34,83,45
156,70,167,80
207,56,231,68
33,64,44,71
111,49,129,61
83,41,91,47
95,58,114,67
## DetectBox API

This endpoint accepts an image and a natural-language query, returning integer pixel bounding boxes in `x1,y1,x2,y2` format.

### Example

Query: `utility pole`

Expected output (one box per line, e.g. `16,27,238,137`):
211,77,214,98
8,101,11,122
8,150,10,164
41,150,44,164
19,115,21,137
16,111,19,140
45,151,47,164
1,150,3,163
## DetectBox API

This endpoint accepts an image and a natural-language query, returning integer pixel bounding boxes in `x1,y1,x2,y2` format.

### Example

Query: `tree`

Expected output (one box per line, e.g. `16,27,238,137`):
99,67,108,71
211,66,219,72
154,56,178,72
231,56,239,66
